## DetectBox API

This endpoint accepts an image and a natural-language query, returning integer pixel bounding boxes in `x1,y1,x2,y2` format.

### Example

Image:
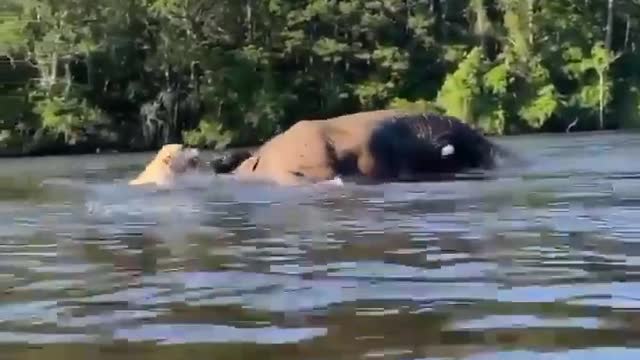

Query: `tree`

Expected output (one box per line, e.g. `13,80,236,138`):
2,0,640,155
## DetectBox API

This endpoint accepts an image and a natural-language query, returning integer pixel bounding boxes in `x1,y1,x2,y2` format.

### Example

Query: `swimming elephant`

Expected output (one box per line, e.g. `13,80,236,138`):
210,110,508,185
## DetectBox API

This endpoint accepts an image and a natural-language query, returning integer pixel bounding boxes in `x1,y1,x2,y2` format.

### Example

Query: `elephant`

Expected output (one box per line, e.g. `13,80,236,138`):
209,109,508,185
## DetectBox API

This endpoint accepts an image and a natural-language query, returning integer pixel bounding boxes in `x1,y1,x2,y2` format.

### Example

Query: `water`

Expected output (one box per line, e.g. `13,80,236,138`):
1,131,640,360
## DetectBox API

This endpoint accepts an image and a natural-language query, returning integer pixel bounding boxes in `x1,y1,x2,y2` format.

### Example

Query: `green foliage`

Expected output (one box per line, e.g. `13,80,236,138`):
483,63,510,96
0,91,30,126
436,47,487,124
615,82,640,128
32,93,101,144
354,80,394,109
183,118,233,150
0,18,27,55
1,0,640,155
518,83,559,128
516,58,560,129
388,98,445,114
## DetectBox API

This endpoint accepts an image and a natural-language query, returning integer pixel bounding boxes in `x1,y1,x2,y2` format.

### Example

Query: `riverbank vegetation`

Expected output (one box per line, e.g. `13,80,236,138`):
1,0,640,155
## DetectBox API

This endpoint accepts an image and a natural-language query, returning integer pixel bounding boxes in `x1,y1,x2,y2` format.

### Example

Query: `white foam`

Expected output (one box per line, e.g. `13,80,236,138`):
318,176,344,187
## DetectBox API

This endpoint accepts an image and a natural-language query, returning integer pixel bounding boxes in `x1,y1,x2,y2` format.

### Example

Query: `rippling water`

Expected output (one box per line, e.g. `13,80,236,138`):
2,131,640,360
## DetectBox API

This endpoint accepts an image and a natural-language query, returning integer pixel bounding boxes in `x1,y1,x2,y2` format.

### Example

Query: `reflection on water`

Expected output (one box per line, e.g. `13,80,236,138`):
2,131,640,359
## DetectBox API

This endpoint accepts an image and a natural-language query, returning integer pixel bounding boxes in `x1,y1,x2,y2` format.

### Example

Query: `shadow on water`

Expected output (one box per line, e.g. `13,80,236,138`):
2,131,640,359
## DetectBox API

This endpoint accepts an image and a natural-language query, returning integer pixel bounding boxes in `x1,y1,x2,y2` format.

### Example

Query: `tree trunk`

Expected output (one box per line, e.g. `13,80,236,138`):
64,61,72,97
86,52,94,90
47,52,59,92
470,0,488,53
246,0,253,42
599,72,605,130
602,0,614,130
528,0,535,46
624,14,630,50
605,0,614,50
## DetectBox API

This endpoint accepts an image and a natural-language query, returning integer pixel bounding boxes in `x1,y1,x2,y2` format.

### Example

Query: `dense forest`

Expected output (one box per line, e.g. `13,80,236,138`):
1,0,640,155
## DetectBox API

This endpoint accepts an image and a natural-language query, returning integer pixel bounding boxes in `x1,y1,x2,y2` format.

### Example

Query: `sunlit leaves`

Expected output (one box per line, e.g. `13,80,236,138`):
0,1,28,56
33,94,101,144
373,46,409,73
4,0,640,152
483,63,510,96
499,0,533,60
183,117,233,150
354,80,394,109
518,84,559,128
388,97,444,114
312,38,349,62
436,47,486,123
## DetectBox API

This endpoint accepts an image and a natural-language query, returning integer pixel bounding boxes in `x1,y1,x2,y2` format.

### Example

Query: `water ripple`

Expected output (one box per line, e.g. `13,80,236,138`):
1,133,640,359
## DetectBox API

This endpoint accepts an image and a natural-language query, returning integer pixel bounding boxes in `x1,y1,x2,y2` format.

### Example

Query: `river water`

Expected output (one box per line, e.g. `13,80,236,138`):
1,131,640,360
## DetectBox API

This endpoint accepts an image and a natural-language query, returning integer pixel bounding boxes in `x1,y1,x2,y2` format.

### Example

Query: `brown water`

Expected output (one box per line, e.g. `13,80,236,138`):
2,132,640,360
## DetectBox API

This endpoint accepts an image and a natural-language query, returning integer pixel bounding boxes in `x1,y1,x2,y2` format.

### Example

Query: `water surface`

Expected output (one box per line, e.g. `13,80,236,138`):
2,131,640,359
